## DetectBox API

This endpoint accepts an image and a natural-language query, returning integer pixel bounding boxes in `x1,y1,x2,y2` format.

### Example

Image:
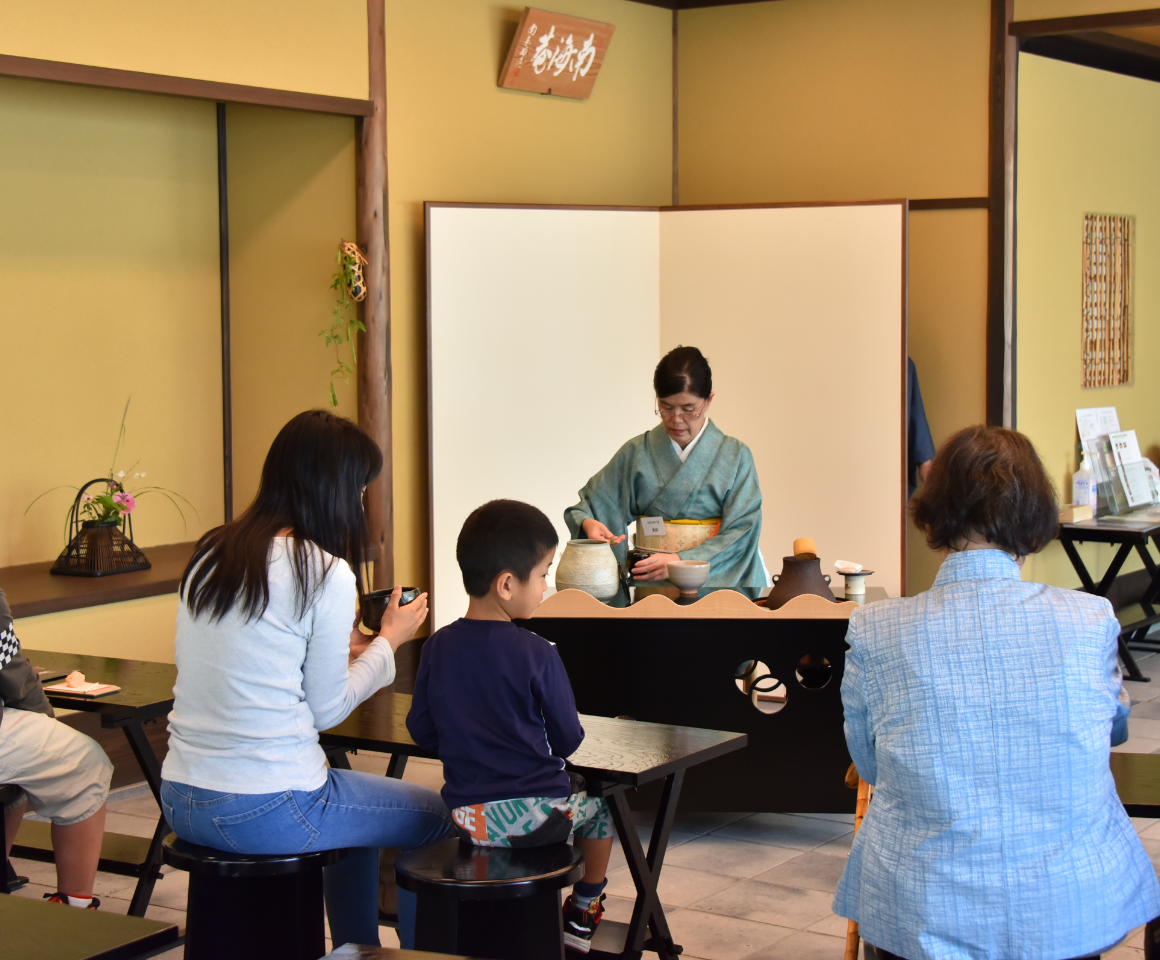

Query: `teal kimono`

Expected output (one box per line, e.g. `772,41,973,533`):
565,421,767,587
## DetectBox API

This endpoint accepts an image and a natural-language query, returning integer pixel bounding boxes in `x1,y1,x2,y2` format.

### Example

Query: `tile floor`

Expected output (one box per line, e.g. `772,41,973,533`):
9,649,1160,959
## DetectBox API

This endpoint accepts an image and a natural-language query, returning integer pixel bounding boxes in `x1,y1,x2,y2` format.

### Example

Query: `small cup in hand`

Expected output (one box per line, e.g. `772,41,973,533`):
361,587,421,632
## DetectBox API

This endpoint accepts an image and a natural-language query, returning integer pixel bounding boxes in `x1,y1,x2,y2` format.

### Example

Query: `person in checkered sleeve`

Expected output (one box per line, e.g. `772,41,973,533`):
0,587,113,908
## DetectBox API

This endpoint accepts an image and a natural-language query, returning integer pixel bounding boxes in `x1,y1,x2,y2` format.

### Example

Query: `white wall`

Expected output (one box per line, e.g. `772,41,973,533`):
428,205,661,626
427,202,906,624
661,204,906,594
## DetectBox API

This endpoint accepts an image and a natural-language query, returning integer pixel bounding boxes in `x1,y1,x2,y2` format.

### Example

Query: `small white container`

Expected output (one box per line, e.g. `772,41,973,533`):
841,571,873,596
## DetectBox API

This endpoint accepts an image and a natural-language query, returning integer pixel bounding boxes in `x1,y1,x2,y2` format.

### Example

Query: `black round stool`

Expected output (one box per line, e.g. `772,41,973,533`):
162,833,351,960
396,838,584,960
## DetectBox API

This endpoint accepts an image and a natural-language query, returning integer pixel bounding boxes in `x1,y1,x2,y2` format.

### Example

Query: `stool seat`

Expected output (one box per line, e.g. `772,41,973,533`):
396,838,583,899
397,840,584,960
162,833,350,878
162,833,352,960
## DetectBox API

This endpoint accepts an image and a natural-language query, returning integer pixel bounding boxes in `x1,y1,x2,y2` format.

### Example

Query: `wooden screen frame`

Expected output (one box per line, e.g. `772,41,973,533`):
425,198,909,618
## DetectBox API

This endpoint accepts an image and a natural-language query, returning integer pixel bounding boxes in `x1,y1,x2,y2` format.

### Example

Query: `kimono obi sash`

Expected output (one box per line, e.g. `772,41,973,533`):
635,517,721,553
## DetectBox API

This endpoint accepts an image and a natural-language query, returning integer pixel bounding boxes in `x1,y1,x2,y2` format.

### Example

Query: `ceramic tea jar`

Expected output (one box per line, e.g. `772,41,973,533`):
556,539,620,600
765,555,834,609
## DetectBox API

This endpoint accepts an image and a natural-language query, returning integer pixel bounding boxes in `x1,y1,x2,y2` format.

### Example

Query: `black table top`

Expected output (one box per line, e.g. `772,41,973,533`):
0,893,178,960
328,945,474,958
1060,514,1160,543
321,690,746,787
24,649,175,724
1111,751,1160,818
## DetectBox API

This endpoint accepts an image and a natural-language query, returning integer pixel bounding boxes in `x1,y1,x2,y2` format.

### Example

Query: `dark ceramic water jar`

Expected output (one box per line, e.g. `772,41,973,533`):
765,556,834,610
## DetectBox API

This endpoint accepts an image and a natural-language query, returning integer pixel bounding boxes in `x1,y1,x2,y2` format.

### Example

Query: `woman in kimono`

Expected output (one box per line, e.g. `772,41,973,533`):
565,346,767,587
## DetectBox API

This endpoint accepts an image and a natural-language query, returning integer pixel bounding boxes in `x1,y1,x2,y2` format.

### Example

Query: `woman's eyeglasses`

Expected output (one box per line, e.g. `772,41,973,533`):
655,400,708,423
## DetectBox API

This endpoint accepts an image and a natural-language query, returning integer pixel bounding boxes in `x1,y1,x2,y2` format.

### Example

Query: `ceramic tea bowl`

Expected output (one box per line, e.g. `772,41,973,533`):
362,587,421,632
666,559,710,594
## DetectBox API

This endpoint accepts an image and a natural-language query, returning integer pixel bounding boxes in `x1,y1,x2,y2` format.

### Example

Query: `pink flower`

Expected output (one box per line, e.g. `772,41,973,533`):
113,492,136,513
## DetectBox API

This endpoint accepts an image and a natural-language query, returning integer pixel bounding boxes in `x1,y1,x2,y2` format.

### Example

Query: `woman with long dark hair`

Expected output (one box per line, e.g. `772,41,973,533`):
565,345,767,588
160,410,453,948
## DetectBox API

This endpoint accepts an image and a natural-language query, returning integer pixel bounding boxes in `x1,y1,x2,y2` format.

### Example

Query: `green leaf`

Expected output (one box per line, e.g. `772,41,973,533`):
329,382,338,407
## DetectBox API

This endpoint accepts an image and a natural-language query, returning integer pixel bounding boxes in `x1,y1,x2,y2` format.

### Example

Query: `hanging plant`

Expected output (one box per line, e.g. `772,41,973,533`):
321,240,368,407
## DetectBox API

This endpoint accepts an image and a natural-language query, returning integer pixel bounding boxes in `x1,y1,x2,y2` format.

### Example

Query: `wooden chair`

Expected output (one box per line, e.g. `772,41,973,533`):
395,837,583,960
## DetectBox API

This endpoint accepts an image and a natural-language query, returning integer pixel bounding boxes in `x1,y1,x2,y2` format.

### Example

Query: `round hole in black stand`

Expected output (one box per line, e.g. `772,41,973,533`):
795,653,833,689
734,660,787,714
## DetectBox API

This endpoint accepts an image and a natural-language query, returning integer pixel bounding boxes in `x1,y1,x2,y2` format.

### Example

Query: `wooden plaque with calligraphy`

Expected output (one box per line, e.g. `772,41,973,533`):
498,8,615,100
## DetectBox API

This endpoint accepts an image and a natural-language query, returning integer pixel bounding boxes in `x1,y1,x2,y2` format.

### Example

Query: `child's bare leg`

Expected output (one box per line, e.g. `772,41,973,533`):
574,836,613,885
4,798,27,857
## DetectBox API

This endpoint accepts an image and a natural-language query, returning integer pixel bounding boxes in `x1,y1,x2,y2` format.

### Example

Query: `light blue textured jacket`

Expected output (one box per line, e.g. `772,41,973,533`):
833,549,1159,960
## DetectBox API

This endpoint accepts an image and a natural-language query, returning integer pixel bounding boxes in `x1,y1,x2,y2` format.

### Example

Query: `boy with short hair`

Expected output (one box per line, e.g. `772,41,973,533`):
406,499,612,953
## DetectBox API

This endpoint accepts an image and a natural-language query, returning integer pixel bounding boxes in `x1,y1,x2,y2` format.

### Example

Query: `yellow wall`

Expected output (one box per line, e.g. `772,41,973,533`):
677,0,991,594
227,105,359,512
0,0,367,100
1018,53,1160,588
0,77,224,567
17,596,179,663
385,0,674,588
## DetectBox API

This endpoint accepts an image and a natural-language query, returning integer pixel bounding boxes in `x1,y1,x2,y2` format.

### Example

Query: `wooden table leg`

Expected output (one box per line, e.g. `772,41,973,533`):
1060,537,1096,592
603,771,684,960
118,719,169,917
1062,538,1150,681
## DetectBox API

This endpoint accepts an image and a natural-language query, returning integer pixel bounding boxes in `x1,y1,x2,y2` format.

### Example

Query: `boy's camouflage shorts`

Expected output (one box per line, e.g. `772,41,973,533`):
452,790,613,847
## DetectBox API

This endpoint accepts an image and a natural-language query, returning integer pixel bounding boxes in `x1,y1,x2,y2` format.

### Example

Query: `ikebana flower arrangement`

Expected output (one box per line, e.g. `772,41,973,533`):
27,400,195,577
78,471,142,526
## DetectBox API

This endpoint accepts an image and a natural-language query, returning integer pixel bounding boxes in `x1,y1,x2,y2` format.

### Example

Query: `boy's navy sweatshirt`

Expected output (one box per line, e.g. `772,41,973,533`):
406,618,584,809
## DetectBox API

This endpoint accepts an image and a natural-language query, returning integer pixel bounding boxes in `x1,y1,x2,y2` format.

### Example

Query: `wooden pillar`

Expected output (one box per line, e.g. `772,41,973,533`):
987,0,1018,427
216,102,234,522
358,0,393,587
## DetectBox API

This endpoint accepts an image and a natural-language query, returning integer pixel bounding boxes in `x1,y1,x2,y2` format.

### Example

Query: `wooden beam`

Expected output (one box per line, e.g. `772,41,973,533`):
1020,33,1160,84
1010,8,1160,38
988,0,1017,428
909,197,991,210
0,53,374,117
216,104,234,523
358,0,393,588
672,10,680,207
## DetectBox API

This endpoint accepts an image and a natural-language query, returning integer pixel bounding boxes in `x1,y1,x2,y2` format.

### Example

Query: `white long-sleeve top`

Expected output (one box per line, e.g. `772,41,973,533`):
162,538,394,794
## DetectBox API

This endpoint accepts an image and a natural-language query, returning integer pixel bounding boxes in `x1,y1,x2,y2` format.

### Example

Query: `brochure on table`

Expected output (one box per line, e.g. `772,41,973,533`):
1076,406,1160,513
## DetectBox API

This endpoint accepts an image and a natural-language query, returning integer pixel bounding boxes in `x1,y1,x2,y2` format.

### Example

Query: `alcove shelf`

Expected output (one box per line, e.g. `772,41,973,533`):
2,542,197,618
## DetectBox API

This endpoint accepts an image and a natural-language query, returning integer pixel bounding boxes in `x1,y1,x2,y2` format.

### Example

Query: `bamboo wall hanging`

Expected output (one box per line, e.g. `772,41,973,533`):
1081,213,1134,388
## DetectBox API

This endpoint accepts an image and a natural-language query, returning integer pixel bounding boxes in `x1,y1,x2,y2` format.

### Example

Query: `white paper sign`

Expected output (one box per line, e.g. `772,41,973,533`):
1109,429,1143,467
640,516,665,537
1120,461,1154,507
1077,406,1121,441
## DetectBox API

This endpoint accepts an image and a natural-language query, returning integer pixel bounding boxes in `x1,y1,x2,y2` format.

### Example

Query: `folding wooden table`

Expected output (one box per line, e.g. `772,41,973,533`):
1058,517,1160,682
321,692,746,960
15,650,176,917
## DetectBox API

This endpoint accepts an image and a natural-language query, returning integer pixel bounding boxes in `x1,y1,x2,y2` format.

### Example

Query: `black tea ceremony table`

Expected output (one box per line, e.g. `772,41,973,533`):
321,692,746,960
1058,516,1160,681
18,650,176,916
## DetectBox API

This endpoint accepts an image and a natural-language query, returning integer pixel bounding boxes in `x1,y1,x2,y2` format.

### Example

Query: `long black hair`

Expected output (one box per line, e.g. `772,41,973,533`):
181,410,383,622
654,345,712,399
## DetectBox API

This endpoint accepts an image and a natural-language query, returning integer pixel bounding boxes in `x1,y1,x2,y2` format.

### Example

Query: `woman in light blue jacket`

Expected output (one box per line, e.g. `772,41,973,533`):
834,425,1158,960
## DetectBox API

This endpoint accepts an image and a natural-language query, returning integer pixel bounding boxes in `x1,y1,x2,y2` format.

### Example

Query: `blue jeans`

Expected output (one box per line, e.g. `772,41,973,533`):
161,770,454,948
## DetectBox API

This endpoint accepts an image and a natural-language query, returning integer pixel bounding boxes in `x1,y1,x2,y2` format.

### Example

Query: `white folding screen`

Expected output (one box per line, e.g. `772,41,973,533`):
427,202,905,627
427,205,661,627
660,204,906,596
